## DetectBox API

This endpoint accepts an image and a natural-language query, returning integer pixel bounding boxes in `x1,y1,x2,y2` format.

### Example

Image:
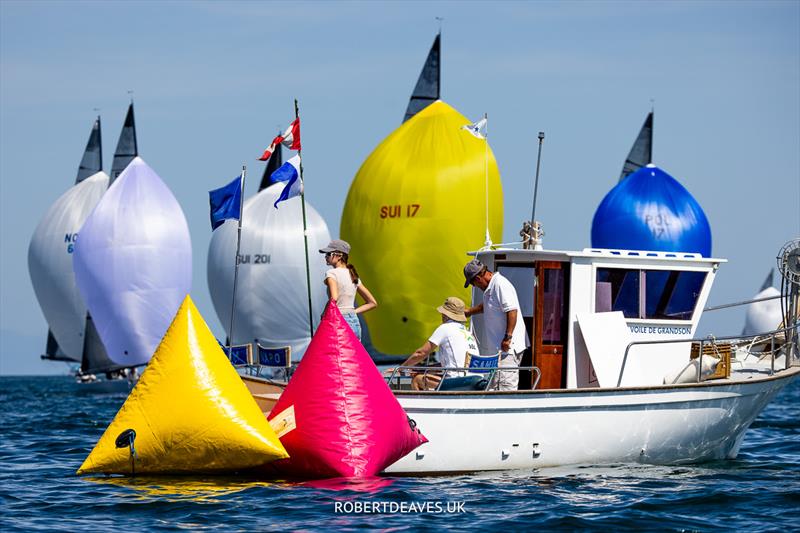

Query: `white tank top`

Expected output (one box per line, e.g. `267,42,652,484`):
325,267,359,312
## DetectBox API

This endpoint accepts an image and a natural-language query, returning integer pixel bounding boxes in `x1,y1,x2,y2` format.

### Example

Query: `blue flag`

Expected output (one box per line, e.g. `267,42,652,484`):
273,155,303,208
209,174,243,230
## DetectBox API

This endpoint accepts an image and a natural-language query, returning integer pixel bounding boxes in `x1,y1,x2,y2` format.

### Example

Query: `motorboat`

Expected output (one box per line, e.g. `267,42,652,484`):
241,239,799,474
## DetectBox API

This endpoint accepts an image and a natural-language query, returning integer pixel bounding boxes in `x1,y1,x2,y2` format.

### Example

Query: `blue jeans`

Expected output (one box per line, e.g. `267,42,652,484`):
343,313,361,341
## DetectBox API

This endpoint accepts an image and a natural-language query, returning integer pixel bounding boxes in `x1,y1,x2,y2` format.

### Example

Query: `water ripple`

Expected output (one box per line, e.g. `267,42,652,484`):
0,376,798,530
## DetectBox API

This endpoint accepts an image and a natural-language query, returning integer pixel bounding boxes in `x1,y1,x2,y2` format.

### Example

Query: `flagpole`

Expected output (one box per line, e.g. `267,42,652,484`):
228,166,246,359
483,112,491,247
295,99,315,339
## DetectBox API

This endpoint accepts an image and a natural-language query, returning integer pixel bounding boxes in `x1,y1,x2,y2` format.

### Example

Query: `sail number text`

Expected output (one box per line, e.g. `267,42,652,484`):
237,254,271,265
65,233,78,253
380,204,420,219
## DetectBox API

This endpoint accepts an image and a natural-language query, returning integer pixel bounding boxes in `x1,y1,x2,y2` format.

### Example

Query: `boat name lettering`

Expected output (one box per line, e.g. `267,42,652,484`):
64,233,78,253
236,254,271,265
629,325,691,335
380,204,420,219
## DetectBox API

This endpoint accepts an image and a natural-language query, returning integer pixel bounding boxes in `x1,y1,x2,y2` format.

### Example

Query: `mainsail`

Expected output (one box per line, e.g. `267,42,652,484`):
341,100,503,354
73,157,192,368
76,117,102,183
403,33,440,122
110,103,138,184
28,171,110,361
207,183,331,358
619,111,653,181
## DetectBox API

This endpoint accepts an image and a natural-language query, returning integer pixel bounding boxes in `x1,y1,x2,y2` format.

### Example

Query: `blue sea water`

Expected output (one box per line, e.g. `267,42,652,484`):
1,375,798,531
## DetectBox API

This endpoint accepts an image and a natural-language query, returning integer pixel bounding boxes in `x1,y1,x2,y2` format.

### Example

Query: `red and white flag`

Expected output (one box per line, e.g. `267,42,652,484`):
259,118,301,161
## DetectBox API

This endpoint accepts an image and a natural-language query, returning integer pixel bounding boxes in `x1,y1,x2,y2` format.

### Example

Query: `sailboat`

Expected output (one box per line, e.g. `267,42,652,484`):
28,117,108,364
619,111,653,181
73,156,192,372
207,146,332,360
743,269,783,336
341,100,503,355
341,31,502,356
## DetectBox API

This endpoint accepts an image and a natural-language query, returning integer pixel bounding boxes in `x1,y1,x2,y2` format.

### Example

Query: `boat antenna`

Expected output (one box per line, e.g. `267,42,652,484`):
529,131,545,248
295,99,315,338
227,165,246,359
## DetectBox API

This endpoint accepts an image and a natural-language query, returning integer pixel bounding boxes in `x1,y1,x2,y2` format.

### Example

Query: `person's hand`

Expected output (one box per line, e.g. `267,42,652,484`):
501,338,511,352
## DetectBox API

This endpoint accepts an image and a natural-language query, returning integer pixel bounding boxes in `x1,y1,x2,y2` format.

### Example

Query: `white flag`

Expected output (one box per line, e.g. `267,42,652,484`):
461,117,487,139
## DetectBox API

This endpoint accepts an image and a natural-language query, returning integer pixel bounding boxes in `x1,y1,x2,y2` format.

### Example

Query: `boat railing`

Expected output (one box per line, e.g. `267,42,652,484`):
617,324,799,387
384,364,542,392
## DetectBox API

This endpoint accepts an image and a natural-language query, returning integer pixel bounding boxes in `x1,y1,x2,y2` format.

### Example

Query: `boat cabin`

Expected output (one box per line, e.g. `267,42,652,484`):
468,247,723,390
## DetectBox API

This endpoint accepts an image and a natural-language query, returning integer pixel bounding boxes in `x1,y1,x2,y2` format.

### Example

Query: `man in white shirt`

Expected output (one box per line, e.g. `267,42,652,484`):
463,259,530,391
398,297,479,390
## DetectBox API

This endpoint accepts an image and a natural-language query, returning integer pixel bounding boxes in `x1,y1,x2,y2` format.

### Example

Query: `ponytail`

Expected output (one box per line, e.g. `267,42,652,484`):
340,253,360,284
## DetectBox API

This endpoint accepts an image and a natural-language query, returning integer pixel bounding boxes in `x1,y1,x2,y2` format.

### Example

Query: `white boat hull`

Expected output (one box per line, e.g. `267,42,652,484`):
385,367,799,474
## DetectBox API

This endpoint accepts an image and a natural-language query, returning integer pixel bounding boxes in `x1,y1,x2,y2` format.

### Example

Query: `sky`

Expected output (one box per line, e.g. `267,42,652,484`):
1,0,798,375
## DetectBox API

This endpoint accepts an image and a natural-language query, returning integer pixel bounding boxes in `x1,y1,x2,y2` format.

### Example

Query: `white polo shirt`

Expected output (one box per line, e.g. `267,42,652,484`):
482,272,530,354
429,321,479,373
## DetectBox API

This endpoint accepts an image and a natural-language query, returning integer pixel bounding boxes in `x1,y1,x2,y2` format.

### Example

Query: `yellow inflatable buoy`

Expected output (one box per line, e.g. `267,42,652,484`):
77,295,288,475
341,100,503,354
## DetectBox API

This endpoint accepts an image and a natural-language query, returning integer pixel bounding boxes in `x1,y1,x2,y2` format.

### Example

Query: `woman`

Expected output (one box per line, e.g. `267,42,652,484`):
319,239,377,340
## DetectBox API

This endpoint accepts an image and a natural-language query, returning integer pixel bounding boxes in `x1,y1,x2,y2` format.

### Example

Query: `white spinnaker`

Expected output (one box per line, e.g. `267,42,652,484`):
28,172,109,359
743,286,782,336
73,157,192,367
207,183,331,359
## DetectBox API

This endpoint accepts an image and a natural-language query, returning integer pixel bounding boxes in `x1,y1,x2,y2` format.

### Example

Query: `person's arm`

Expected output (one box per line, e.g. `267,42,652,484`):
325,276,339,302
401,341,436,367
501,309,518,353
355,283,377,314
465,303,483,317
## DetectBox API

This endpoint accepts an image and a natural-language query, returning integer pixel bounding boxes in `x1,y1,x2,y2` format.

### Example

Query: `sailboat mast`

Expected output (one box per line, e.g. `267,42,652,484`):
483,113,491,247
295,99,315,339
228,166,246,355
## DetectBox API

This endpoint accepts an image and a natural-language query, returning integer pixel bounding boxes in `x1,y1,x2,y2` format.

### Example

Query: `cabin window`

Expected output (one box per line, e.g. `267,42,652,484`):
595,268,639,318
596,268,706,321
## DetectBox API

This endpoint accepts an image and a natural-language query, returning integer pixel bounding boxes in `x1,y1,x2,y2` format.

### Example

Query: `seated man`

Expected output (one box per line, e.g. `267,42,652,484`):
399,297,480,391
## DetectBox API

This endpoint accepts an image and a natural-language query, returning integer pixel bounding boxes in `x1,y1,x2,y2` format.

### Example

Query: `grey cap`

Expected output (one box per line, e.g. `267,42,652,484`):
319,239,351,254
463,259,486,288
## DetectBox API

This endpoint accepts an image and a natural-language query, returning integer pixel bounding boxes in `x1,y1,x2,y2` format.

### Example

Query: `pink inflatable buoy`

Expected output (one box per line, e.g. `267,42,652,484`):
267,300,427,478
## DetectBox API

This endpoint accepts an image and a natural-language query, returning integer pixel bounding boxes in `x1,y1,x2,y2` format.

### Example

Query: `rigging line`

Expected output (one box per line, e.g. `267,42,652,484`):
703,293,782,312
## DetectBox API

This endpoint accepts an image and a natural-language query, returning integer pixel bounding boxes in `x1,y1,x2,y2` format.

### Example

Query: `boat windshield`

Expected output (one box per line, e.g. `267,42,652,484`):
596,268,706,320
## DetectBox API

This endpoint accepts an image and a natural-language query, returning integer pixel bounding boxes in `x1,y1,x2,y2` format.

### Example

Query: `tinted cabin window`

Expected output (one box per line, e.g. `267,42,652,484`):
596,268,705,321
596,268,639,318
644,270,705,320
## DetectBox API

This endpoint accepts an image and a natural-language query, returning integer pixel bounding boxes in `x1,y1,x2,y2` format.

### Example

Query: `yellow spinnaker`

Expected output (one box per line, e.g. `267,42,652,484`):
77,295,288,475
341,100,503,354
